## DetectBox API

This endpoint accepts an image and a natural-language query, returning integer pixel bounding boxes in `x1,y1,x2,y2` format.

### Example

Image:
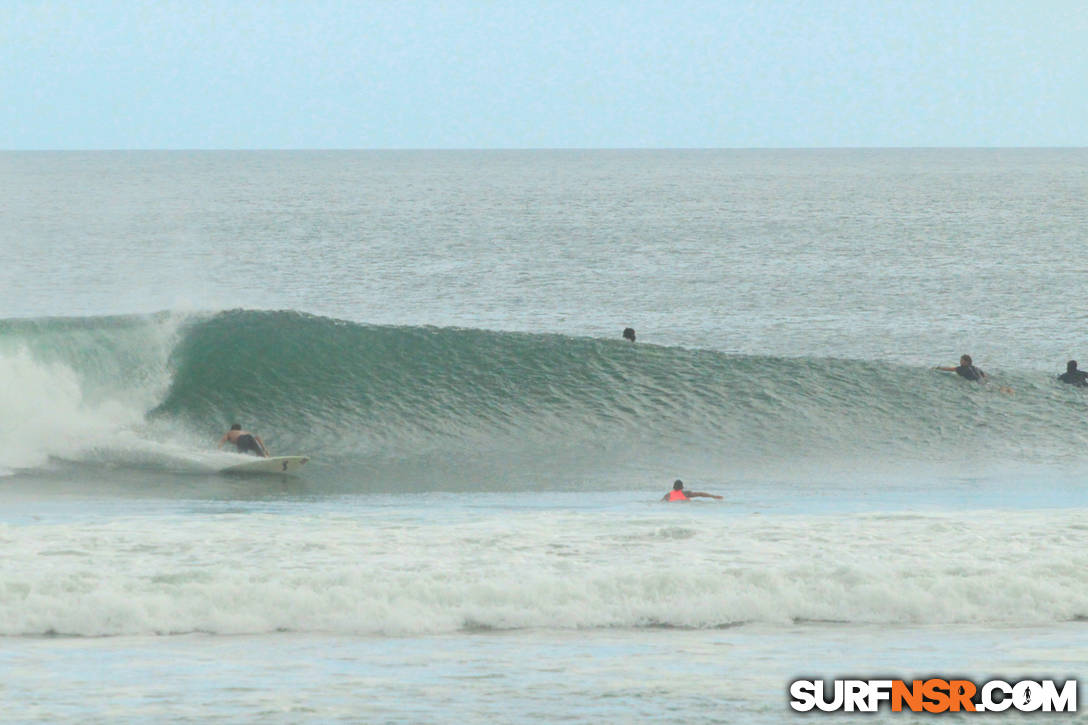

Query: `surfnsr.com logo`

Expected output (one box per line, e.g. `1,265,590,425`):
789,678,1077,713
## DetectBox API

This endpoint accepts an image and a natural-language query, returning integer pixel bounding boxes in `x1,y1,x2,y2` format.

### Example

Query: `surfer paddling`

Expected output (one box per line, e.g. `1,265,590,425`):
662,479,722,502
1058,360,1088,387
935,354,1013,394
218,423,269,457
935,354,987,381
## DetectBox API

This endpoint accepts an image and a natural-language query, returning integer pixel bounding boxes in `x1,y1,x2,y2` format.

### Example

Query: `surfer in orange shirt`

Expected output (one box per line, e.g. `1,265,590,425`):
661,479,722,501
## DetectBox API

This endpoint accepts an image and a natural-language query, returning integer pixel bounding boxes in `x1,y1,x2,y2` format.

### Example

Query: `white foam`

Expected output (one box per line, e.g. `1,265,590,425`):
0,347,145,473
0,314,202,475
2,508,1085,637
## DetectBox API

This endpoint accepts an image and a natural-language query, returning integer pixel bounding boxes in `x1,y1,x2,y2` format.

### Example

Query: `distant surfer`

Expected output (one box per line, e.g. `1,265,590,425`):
662,479,722,502
218,424,269,457
935,354,987,381
1059,360,1088,387
623,327,636,342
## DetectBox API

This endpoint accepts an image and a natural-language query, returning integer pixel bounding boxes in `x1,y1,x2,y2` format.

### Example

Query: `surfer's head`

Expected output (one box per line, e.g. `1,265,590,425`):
230,423,242,431
623,327,636,342
1069,360,1079,372
960,355,972,366
673,479,684,491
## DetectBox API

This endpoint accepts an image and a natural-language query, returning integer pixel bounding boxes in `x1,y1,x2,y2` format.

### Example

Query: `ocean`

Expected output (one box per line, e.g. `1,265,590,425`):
2,149,1087,722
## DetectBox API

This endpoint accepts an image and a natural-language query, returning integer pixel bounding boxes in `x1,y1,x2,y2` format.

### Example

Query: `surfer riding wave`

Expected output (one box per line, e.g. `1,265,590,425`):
218,424,269,457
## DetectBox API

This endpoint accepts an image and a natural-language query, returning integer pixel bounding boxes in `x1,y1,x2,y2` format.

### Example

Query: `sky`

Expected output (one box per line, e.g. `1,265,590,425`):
2,0,1086,149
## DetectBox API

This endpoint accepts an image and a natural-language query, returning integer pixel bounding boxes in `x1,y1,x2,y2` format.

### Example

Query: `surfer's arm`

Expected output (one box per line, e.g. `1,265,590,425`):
934,366,956,372
217,433,229,449
687,491,723,500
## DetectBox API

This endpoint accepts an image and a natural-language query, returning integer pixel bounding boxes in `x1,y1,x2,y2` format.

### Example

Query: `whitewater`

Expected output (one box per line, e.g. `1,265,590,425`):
2,149,1087,723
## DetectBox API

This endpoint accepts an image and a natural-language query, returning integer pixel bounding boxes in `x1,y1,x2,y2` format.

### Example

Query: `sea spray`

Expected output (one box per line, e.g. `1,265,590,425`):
0,314,186,473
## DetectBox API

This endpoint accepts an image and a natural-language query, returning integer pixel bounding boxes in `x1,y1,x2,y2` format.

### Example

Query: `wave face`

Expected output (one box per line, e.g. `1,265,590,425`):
3,309,1088,486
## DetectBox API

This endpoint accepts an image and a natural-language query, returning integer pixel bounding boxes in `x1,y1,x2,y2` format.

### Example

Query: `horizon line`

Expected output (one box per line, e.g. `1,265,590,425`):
3,145,1086,152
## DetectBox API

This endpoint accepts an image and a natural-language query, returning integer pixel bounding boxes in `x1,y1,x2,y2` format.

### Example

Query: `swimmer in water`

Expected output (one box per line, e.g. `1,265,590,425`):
661,479,722,502
1058,360,1088,387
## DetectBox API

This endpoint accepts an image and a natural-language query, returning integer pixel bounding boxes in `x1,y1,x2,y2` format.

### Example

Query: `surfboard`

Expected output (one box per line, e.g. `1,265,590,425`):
220,455,310,475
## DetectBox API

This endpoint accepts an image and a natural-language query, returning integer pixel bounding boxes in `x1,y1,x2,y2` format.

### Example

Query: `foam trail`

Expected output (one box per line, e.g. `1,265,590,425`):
2,509,1085,636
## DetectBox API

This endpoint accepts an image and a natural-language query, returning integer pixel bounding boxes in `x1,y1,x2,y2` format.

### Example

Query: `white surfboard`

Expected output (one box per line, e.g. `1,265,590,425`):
220,455,310,475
